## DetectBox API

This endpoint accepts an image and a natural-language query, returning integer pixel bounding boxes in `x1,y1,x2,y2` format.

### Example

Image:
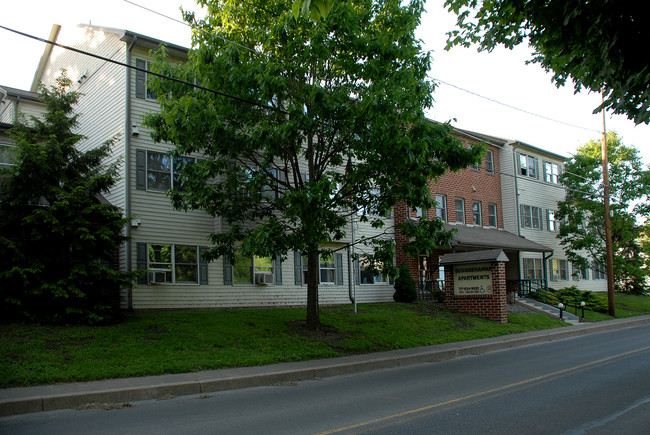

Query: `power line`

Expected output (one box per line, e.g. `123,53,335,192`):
0,24,282,113
431,77,601,134
124,1,601,139
122,0,262,56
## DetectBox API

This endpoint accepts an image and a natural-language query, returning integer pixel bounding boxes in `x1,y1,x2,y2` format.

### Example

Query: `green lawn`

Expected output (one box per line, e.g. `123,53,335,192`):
582,292,650,320
1,303,563,388
2,295,648,389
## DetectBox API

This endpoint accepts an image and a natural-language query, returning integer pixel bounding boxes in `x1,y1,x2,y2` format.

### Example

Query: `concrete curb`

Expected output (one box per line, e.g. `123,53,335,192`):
2,315,650,417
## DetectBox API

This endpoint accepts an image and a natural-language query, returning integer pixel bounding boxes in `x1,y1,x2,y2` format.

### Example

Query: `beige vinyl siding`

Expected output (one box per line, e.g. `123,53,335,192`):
1,100,46,124
512,145,607,292
38,28,128,211
499,145,519,234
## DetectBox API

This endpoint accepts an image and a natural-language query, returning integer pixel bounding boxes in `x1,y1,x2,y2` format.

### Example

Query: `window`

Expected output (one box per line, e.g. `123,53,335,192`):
472,200,482,225
300,253,342,285
523,258,542,280
233,250,275,284
488,203,497,227
148,244,198,283
520,204,543,230
572,263,589,280
358,259,385,285
518,153,538,178
135,59,157,101
455,198,465,224
320,253,336,284
547,210,560,232
592,264,606,280
485,150,494,174
0,142,17,168
550,259,569,281
435,194,447,222
146,151,195,191
544,161,561,184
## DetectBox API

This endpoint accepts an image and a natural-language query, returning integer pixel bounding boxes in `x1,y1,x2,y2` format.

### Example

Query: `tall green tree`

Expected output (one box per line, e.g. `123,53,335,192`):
146,0,481,329
0,74,135,324
444,0,650,125
556,132,650,294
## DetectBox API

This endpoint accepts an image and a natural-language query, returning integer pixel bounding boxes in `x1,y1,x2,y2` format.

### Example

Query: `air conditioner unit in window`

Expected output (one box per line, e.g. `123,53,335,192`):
254,272,274,285
149,270,171,284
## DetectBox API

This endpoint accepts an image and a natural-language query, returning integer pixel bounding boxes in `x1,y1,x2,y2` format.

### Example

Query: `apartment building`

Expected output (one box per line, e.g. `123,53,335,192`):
500,141,607,292
394,128,552,295
0,86,45,168
8,23,607,312
30,24,396,310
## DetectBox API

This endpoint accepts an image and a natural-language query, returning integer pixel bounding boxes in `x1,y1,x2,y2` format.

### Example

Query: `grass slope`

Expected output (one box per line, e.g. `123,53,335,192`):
1,303,564,388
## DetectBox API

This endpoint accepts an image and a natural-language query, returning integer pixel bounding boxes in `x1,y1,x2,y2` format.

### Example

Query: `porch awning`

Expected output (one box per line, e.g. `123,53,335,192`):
444,223,552,253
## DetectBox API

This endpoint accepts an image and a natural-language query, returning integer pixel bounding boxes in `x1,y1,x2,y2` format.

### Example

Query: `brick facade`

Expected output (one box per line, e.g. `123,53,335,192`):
395,132,504,287
443,262,508,324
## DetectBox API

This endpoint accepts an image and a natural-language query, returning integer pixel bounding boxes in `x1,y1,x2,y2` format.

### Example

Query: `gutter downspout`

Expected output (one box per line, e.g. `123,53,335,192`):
348,212,357,313
543,250,553,291
510,141,523,283
124,35,137,311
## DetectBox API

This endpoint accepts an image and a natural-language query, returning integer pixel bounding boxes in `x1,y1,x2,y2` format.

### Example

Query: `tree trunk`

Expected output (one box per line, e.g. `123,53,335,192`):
305,245,321,330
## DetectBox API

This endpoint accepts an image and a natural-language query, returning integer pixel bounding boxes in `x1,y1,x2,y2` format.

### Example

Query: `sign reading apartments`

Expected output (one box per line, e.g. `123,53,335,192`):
453,263,493,295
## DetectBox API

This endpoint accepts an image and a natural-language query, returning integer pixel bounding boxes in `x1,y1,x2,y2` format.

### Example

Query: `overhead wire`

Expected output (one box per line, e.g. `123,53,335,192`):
0,25,283,113
430,77,602,134
1,6,608,211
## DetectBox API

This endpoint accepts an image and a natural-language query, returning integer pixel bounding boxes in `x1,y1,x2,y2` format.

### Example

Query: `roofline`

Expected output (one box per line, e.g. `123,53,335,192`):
510,140,568,160
451,127,510,148
0,85,41,102
31,24,61,93
118,28,189,59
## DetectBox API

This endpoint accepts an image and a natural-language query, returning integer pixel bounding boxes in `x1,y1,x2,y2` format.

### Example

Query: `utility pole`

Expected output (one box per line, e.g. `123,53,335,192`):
601,92,616,317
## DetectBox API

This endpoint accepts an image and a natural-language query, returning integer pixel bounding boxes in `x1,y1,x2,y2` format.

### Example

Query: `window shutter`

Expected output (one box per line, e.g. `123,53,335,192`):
199,246,208,285
135,149,146,190
135,58,146,99
136,242,148,284
223,255,233,285
274,256,282,285
277,170,286,198
354,258,360,285
335,253,344,285
294,251,302,285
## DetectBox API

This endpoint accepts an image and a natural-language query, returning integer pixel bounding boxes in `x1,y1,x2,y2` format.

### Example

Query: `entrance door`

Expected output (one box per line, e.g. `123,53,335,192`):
419,256,428,291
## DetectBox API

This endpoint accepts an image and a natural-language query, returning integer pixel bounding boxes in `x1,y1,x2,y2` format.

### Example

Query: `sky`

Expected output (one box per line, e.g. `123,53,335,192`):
1,0,648,165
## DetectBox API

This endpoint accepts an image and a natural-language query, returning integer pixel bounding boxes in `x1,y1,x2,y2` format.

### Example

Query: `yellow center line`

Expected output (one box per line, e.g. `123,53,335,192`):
317,345,650,434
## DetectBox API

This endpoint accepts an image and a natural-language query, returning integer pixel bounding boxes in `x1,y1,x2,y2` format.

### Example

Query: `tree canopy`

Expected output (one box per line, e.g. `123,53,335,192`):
146,0,481,329
444,0,650,125
0,74,135,324
556,132,650,294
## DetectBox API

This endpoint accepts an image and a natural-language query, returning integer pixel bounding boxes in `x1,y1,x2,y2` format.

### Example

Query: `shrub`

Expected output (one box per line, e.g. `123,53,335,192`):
0,74,136,324
393,263,417,303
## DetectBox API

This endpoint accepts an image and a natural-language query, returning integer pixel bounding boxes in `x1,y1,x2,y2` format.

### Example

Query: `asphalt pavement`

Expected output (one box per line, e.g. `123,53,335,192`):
2,315,650,417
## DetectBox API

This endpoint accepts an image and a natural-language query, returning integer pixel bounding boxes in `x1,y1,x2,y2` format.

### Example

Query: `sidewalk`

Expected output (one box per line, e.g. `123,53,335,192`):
3,315,650,417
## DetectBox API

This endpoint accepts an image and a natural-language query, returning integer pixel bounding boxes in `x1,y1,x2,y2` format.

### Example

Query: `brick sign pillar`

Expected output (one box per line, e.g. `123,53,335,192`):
440,249,509,324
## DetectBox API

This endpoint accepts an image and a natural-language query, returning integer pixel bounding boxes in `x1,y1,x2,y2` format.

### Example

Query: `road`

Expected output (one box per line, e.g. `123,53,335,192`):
2,324,650,434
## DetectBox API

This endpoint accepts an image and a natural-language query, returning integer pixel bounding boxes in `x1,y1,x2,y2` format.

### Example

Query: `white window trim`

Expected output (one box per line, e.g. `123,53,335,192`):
485,150,494,174
488,203,497,228
455,198,465,224
435,194,447,222
148,243,199,285
472,200,482,226
0,142,18,168
544,161,561,184
234,251,275,285
520,204,543,230
146,150,195,192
